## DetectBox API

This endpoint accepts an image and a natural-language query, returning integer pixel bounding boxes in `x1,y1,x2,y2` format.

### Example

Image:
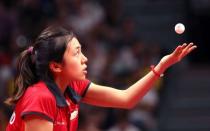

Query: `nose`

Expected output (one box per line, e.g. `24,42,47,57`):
82,53,88,63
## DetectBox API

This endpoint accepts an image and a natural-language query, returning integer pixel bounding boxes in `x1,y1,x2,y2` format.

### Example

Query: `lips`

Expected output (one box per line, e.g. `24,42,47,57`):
83,70,87,74
83,65,87,74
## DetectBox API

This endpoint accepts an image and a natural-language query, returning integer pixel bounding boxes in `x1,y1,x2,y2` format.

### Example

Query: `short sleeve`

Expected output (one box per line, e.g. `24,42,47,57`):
68,79,91,97
20,88,56,122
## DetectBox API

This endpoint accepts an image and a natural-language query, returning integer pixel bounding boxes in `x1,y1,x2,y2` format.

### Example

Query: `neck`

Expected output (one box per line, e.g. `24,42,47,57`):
54,76,69,93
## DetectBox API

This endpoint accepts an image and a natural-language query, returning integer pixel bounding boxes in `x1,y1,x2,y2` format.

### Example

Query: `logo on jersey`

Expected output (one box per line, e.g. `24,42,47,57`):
70,110,78,120
9,112,16,124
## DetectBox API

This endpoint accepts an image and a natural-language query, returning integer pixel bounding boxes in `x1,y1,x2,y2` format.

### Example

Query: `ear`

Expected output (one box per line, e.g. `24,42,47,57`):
49,62,62,73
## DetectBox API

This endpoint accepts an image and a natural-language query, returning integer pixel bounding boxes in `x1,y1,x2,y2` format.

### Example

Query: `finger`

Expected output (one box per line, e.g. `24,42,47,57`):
181,43,187,49
183,42,194,51
181,45,197,58
179,43,193,56
173,45,182,55
177,43,187,52
186,45,197,54
173,43,192,57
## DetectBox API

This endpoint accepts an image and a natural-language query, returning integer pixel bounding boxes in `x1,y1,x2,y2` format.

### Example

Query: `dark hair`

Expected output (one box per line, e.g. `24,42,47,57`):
5,26,75,105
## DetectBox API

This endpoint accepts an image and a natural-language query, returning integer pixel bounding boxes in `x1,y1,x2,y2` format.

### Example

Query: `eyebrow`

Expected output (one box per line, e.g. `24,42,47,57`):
75,45,81,50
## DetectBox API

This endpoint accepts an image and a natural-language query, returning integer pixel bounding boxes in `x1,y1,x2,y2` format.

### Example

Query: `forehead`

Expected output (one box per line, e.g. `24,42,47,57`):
67,37,81,51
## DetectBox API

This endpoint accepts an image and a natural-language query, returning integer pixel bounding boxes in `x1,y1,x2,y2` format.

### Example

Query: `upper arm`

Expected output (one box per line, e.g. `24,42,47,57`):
82,83,129,108
24,115,53,131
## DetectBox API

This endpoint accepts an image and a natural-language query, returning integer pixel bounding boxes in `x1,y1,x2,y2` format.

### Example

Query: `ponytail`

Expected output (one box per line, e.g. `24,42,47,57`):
5,47,37,105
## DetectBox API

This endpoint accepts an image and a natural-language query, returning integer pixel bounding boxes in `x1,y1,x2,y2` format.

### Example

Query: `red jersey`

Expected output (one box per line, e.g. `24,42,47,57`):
6,80,91,131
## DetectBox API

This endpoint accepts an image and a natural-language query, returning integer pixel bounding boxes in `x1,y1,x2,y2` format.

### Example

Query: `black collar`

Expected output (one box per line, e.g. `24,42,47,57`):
44,80,81,107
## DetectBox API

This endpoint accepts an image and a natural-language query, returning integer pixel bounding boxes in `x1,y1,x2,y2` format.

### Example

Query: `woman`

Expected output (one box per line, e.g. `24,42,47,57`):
6,26,197,131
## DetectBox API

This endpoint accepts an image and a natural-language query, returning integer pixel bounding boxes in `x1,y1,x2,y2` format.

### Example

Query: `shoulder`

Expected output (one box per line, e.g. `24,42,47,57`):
68,79,91,97
17,81,57,122
26,81,53,96
20,81,56,107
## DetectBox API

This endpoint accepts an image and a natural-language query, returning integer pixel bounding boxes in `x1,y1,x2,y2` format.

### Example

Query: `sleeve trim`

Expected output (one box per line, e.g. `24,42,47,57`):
21,111,54,122
81,82,91,97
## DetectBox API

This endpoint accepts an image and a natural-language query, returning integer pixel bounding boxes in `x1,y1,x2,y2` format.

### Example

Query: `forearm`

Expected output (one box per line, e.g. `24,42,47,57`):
123,61,167,108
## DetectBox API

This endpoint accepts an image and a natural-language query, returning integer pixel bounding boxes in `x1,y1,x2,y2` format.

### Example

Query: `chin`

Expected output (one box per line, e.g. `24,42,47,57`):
75,75,86,81
70,73,87,81
81,76,87,80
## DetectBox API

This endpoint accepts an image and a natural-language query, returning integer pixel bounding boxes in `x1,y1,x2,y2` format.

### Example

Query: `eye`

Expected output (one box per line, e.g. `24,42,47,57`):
74,49,80,56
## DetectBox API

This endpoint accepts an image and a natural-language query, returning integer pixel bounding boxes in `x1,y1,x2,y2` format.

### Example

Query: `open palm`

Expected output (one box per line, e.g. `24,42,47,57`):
160,43,197,69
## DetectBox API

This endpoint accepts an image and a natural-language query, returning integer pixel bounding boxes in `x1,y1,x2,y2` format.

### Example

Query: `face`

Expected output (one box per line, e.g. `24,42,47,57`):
61,37,88,81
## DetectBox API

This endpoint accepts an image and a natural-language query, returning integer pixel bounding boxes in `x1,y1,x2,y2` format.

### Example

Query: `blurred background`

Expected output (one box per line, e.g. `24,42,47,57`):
0,0,210,131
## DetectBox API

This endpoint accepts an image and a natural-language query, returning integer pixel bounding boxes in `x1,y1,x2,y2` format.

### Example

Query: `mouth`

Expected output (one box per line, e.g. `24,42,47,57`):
83,70,87,75
83,66,87,74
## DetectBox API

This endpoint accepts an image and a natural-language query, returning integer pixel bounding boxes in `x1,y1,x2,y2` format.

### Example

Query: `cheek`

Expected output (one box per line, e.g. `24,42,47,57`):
63,58,83,80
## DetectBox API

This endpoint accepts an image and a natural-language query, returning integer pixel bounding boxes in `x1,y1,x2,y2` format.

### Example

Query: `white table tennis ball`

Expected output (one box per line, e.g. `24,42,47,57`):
175,23,185,34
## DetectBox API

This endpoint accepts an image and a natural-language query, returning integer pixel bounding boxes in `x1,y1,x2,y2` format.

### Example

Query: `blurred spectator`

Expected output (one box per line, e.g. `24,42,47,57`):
129,89,159,131
0,3,15,52
0,107,9,131
66,0,105,37
108,110,140,131
78,106,106,131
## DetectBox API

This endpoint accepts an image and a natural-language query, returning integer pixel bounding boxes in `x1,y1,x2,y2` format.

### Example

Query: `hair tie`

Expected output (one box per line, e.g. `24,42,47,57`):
27,46,34,54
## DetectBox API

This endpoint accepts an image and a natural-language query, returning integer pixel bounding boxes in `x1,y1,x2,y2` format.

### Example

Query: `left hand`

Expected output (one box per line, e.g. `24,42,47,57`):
160,43,197,69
